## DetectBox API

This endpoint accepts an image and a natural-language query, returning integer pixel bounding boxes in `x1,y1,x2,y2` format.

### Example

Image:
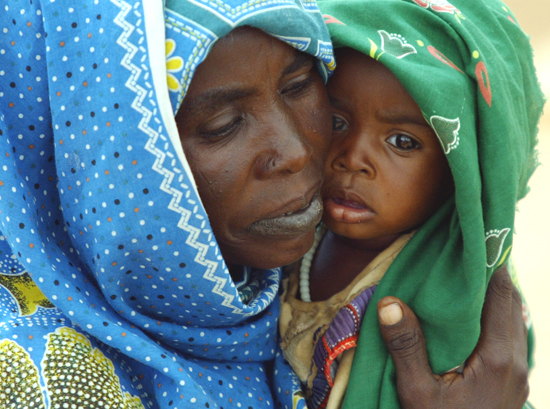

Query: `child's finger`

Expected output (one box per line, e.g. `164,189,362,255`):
377,296,437,408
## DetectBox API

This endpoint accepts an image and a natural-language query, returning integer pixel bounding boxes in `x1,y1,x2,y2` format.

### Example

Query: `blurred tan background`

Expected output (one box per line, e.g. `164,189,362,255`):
506,0,549,406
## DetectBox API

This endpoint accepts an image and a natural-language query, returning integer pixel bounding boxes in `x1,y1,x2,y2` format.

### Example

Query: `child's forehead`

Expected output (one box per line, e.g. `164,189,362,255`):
334,48,379,72
329,48,421,113
331,48,403,92
328,48,442,145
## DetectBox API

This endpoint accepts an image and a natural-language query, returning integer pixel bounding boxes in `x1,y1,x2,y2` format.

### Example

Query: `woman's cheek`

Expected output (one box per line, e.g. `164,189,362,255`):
296,86,332,160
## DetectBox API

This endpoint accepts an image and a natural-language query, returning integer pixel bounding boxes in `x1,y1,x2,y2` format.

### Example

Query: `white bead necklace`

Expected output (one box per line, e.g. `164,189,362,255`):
299,225,325,302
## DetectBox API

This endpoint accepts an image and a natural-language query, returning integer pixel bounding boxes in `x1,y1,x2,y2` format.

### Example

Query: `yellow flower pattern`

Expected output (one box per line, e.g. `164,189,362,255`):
0,328,145,409
43,327,145,409
0,272,55,316
166,38,184,92
0,339,45,408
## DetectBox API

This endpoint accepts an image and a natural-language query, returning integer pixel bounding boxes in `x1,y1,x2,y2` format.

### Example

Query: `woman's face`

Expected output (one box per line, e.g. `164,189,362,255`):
176,27,332,270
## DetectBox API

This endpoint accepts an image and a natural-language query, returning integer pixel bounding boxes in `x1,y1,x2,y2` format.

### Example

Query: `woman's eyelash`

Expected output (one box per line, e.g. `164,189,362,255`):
199,116,244,139
281,75,314,97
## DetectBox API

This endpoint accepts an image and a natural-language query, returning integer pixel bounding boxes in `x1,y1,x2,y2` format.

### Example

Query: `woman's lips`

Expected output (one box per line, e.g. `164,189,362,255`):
246,193,323,236
324,196,375,223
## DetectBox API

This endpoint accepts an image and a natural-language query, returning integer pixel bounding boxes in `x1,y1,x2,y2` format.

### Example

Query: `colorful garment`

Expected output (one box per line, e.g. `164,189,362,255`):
0,1,335,408
315,0,544,408
279,231,414,409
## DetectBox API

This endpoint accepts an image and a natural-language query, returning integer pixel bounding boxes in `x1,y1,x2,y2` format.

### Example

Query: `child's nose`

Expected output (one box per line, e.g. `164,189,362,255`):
332,136,376,178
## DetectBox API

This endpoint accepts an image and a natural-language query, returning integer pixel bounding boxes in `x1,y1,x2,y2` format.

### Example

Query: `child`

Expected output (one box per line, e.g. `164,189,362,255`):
279,49,454,409
277,0,544,408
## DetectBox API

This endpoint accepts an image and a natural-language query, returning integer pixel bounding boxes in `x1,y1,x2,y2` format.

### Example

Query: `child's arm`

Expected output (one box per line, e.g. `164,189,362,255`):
377,266,528,409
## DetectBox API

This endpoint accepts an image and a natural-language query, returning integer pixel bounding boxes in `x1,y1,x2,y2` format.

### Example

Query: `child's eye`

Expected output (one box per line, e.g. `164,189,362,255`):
332,115,348,132
386,134,420,151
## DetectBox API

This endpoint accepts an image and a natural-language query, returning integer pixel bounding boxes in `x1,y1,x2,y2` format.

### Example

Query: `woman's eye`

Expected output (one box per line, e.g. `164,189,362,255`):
281,75,314,98
199,115,244,140
332,115,348,132
386,134,420,151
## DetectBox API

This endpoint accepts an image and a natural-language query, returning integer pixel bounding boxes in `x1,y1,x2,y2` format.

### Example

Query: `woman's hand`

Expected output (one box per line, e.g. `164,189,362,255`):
377,266,529,409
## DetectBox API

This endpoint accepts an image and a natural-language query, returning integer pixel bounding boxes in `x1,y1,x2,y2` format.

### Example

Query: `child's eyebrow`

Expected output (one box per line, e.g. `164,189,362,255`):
376,109,431,128
328,96,348,111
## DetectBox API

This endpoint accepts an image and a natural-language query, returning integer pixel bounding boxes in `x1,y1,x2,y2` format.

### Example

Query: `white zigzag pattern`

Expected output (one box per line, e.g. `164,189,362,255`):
187,0,296,26
111,0,245,315
245,269,279,312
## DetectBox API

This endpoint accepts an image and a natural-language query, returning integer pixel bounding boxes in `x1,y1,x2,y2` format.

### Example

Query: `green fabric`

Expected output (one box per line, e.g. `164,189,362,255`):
316,0,545,407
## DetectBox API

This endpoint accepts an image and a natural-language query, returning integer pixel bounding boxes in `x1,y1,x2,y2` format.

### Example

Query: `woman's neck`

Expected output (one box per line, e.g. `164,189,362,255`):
227,264,245,282
308,231,400,301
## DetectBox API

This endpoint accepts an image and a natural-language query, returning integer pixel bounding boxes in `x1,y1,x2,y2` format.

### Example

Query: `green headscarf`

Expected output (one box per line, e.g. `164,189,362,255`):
317,0,545,407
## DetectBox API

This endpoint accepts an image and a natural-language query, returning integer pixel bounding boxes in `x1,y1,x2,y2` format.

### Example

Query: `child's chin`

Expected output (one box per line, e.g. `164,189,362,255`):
322,216,374,239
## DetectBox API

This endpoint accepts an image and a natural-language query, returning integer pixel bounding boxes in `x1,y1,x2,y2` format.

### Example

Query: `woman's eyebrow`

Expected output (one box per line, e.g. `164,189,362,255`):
181,88,257,116
282,51,314,76
180,53,313,117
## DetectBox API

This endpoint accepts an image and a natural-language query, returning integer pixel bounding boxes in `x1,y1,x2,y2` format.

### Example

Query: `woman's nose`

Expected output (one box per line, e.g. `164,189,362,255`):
255,110,312,179
331,133,375,178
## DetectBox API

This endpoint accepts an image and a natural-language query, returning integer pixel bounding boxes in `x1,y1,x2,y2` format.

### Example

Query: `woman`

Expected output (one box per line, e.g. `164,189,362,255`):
0,0,529,408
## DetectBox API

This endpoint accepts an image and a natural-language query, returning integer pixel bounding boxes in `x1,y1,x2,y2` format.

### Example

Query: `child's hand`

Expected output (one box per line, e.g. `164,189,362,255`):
377,266,529,409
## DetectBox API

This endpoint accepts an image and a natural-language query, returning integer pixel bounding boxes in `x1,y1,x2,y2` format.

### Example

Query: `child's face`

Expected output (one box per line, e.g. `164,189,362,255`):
323,48,453,243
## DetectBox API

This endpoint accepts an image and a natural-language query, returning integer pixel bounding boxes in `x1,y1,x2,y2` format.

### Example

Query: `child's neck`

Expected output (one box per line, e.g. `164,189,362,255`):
308,230,400,302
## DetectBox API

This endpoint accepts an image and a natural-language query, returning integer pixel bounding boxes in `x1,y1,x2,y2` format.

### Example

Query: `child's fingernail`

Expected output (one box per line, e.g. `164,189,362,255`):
378,303,403,326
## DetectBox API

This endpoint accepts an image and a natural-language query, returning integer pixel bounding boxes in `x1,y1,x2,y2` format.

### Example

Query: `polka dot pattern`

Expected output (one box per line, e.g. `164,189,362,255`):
0,0,335,408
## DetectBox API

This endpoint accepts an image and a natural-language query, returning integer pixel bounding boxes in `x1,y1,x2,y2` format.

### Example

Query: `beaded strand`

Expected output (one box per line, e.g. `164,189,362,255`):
299,225,324,302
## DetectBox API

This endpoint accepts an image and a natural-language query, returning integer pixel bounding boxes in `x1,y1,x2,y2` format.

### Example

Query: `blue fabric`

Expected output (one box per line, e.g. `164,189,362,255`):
0,1,334,408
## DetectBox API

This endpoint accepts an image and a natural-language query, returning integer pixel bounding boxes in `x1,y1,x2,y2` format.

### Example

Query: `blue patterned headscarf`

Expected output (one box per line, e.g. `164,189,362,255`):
0,1,334,408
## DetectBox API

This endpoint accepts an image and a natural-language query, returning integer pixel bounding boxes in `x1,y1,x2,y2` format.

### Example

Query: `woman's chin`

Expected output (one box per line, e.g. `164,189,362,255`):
220,228,316,270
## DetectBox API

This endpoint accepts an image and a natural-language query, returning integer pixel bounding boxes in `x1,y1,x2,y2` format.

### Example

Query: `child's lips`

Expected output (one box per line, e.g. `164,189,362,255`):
332,197,367,209
324,195,375,223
